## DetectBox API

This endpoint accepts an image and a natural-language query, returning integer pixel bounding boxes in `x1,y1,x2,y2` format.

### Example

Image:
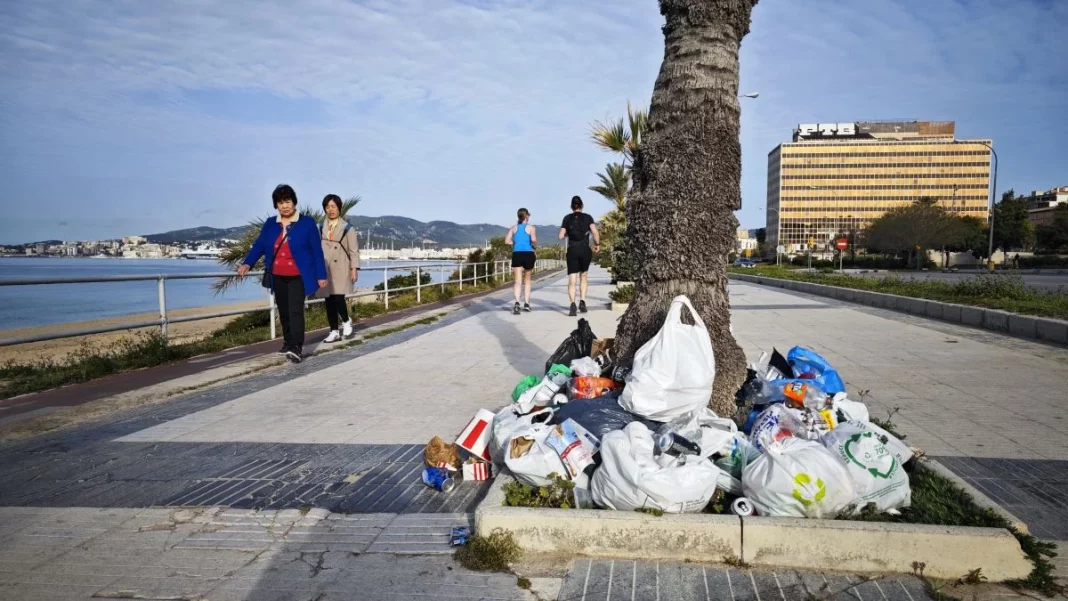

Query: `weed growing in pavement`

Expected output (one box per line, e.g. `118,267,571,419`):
453,529,522,572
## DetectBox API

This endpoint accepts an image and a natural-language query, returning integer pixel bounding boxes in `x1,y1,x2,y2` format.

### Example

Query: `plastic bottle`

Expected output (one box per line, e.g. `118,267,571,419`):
756,379,830,411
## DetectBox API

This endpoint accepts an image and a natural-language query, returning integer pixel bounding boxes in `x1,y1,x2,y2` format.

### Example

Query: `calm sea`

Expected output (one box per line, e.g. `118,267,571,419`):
0,258,458,331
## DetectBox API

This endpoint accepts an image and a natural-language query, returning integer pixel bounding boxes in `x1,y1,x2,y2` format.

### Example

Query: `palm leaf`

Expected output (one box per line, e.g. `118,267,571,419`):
590,117,629,154
587,163,630,210
340,195,361,217
625,102,649,162
212,215,268,295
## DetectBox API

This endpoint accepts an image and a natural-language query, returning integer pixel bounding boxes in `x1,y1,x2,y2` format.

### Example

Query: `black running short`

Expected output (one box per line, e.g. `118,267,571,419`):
511,251,536,271
566,244,592,275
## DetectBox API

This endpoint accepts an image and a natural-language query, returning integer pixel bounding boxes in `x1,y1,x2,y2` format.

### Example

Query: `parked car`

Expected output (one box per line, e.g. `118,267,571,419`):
733,258,756,268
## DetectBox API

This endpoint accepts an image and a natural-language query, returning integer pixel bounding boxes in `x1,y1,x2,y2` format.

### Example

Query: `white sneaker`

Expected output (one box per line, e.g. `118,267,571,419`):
324,330,341,343
342,320,354,339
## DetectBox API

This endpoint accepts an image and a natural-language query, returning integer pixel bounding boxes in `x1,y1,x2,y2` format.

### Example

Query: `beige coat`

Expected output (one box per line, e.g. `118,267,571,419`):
319,220,359,297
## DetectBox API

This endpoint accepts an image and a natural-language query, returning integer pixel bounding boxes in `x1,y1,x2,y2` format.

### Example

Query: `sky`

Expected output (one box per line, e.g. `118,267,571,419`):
0,0,1065,244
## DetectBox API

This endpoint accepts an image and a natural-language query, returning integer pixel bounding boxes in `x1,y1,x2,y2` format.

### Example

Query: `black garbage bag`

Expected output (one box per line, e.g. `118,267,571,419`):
551,392,660,440
545,318,595,374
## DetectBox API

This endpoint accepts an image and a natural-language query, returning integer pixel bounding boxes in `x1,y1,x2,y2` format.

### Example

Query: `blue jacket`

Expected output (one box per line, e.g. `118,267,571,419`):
243,215,328,296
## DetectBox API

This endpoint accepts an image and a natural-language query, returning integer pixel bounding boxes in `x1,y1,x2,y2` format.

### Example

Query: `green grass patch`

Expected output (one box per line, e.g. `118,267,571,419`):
503,473,575,509
730,266,1068,319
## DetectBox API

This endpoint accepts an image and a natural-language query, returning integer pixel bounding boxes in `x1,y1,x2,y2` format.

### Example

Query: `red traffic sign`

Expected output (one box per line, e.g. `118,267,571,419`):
835,238,849,250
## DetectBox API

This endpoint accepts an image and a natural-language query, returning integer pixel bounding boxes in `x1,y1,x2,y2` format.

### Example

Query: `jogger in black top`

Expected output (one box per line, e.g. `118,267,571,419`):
559,196,600,316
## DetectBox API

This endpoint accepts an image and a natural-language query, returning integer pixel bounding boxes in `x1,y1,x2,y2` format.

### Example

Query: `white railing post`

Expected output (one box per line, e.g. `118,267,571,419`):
157,275,168,339
459,262,464,291
440,263,445,293
383,266,389,310
416,268,421,304
269,290,277,340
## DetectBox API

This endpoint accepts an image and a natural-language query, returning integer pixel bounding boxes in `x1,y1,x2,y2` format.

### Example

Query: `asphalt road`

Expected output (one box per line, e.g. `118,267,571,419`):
844,269,1068,291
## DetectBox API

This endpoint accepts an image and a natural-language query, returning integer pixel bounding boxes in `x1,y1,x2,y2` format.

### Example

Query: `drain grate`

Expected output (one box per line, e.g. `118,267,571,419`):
162,459,305,507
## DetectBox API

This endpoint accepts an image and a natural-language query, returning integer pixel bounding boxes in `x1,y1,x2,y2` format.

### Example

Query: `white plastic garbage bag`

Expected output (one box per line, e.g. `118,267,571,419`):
749,404,806,453
590,422,723,513
848,420,913,466
713,433,763,480
653,408,737,461
504,425,569,487
489,406,554,465
514,372,570,414
821,422,911,512
619,296,715,422
569,357,602,378
832,393,871,423
742,437,857,518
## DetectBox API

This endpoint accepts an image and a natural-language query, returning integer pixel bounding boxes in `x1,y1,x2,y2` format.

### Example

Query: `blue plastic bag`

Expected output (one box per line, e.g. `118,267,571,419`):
787,346,846,394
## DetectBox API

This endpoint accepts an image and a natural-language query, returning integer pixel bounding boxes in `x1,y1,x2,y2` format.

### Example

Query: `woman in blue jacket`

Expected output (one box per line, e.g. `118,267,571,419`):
238,184,328,363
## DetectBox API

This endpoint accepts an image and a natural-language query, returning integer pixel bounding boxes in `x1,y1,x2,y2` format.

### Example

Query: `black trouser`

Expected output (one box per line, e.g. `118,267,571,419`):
274,275,305,350
325,294,349,331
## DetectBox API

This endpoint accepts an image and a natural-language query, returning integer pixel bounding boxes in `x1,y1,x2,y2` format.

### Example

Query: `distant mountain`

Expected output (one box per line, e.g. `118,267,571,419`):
144,226,250,245
143,217,562,247
346,216,560,247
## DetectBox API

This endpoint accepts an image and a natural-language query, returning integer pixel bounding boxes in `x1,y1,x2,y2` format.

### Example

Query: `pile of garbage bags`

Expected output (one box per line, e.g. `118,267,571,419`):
464,295,913,518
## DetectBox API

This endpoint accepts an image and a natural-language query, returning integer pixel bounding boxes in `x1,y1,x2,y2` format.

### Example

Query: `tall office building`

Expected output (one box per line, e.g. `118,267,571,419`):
765,121,992,257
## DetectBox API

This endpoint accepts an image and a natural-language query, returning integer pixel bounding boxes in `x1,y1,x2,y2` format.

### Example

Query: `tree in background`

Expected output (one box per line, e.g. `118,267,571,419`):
590,104,649,282
213,196,361,294
613,0,759,415
864,198,988,269
992,189,1035,260
1036,205,1068,253
755,227,767,256
944,215,988,263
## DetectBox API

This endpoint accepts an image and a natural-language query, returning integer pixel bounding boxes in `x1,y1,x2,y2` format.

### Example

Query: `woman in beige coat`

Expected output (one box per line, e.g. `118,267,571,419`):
319,194,359,342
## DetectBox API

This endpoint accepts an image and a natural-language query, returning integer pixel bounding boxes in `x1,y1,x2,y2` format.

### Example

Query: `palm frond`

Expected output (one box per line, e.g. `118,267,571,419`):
340,195,361,217
587,163,630,210
590,117,629,154
212,215,267,295
625,102,649,162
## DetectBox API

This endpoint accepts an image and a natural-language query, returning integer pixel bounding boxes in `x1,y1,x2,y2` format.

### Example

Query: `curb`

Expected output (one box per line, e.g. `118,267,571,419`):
475,471,1031,581
729,273,1068,346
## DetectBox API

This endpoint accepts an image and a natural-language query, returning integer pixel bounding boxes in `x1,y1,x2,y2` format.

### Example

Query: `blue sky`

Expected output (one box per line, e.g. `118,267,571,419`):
0,0,1065,244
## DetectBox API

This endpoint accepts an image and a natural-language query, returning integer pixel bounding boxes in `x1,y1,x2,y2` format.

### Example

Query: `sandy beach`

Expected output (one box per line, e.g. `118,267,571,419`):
0,300,269,365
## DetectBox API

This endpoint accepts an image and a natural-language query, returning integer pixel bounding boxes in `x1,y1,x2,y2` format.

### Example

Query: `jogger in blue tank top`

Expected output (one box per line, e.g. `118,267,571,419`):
506,208,538,314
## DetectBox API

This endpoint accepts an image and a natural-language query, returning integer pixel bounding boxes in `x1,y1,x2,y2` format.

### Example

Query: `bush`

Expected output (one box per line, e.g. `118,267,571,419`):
1019,255,1068,269
373,269,433,294
609,284,634,303
611,233,639,282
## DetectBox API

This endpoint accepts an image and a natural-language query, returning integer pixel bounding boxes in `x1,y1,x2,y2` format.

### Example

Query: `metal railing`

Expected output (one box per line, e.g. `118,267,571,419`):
0,259,566,347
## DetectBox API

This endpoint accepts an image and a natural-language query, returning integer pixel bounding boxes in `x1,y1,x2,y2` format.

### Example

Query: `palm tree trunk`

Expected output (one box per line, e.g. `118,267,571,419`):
614,0,758,416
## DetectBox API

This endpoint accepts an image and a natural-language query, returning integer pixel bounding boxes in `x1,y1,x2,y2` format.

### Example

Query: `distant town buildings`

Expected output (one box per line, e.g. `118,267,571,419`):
1024,186,1068,228
765,120,993,259
735,228,759,256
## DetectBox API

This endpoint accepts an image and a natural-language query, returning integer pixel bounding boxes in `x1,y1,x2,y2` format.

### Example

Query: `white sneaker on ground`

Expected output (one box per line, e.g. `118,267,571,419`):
324,330,341,343
342,320,354,338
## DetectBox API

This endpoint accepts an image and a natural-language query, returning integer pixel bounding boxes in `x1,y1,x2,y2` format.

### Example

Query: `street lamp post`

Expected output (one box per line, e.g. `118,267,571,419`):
979,142,999,271
949,140,997,271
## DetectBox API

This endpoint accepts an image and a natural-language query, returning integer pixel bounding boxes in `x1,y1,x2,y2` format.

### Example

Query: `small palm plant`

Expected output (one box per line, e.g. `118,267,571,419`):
212,196,361,294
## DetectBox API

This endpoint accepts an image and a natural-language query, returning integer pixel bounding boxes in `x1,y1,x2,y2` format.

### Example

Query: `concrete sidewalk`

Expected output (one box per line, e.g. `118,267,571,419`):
1,266,1067,599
